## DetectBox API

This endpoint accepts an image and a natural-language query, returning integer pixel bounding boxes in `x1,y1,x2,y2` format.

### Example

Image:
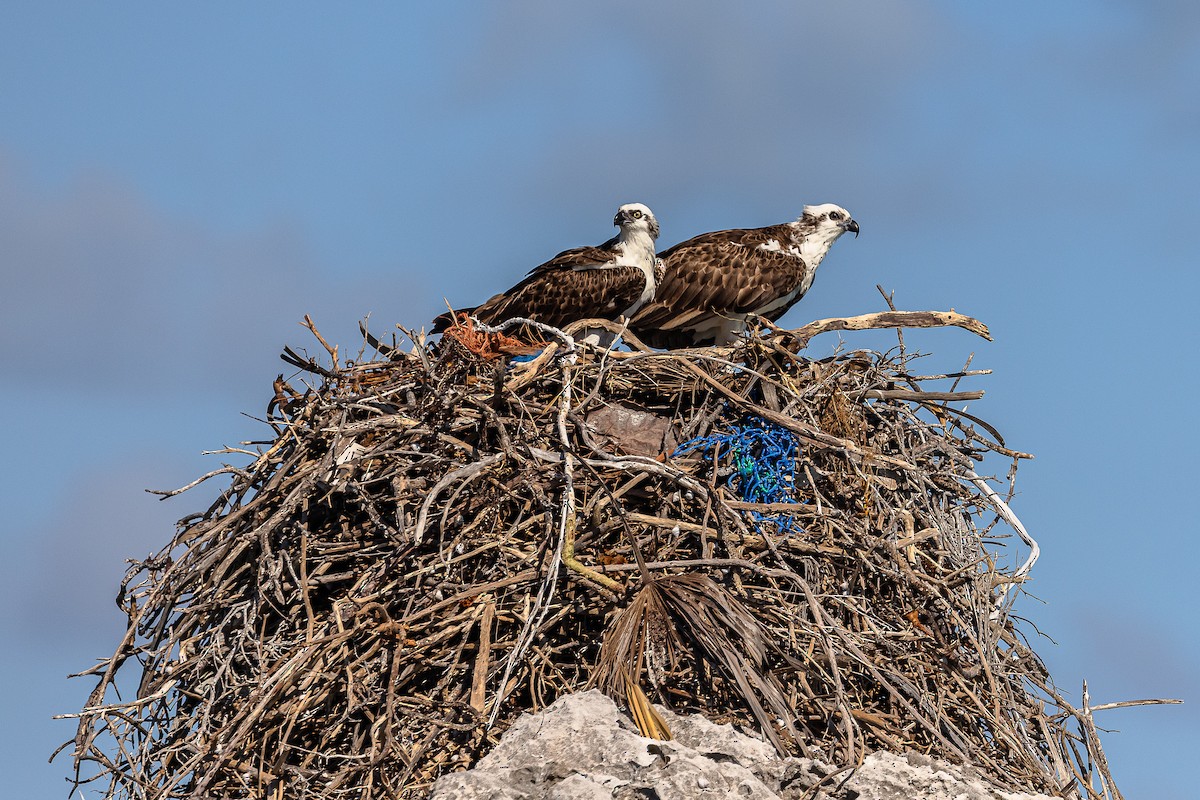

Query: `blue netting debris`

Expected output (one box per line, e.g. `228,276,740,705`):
673,416,805,535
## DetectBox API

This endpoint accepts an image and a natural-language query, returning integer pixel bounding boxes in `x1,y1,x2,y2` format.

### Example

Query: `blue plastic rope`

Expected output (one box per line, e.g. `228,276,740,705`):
508,353,541,364
674,416,805,535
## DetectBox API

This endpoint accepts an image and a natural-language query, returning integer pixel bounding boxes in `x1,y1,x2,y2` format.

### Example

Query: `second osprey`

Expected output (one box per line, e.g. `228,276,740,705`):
433,203,661,342
630,204,859,348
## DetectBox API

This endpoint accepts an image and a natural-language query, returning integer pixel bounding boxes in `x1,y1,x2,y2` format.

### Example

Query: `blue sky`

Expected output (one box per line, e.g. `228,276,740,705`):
2,3,1196,797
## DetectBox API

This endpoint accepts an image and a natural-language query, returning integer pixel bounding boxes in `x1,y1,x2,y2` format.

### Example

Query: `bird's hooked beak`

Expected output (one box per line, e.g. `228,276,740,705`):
843,219,860,238
614,209,630,226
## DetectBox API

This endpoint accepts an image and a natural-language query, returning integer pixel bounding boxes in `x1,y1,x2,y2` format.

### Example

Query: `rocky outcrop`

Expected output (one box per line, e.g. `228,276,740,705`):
430,691,1056,800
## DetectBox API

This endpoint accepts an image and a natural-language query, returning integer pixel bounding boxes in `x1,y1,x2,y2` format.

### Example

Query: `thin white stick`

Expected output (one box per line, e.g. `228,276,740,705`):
967,470,1039,614
473,316,577,358
487,356,575,727
412,454,505,545
1088,698,1183,712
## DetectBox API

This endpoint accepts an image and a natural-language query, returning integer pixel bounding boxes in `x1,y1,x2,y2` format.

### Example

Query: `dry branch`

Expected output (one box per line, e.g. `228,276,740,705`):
782,309,992,349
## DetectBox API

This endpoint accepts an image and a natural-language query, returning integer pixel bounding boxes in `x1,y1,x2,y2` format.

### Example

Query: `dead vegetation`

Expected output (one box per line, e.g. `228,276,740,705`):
57,304,1132,799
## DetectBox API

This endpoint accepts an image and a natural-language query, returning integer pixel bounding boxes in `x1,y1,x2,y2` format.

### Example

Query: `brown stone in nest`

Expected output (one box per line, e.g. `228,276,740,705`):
586,401,677,458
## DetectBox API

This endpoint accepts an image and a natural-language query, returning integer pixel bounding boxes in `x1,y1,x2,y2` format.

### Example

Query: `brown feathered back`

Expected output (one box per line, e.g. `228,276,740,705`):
433,203,661,335
630,205,857,348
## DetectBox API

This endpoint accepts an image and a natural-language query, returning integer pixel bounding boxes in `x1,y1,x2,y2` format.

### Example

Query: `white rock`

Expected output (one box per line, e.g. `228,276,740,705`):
428,690,1060,800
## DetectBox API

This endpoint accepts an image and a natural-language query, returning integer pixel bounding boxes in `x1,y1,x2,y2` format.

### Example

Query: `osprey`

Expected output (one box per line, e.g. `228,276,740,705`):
433,203,661,343
629,204,859,348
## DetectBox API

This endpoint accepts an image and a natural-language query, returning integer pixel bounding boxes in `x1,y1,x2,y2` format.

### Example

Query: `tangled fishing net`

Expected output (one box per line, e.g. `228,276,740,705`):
57,308,1128,799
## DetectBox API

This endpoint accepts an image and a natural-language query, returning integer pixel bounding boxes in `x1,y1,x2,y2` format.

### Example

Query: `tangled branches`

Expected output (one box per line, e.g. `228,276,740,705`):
58,311,1125,799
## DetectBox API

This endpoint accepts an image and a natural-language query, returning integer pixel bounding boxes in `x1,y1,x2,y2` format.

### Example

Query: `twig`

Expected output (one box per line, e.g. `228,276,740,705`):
780,309,992,350
967,470,1039,614
469,601,495,715
301,314,339,367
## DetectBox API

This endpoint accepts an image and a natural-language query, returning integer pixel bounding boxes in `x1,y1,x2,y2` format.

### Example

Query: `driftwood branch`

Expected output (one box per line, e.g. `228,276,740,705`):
779,309,992,350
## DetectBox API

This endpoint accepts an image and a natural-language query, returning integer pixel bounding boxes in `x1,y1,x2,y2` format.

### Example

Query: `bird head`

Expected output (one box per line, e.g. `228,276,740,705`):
800,203,860,240
614,203,660,241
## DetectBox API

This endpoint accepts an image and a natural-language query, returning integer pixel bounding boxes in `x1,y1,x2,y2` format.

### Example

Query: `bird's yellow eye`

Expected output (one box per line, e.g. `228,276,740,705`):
632,210,642,218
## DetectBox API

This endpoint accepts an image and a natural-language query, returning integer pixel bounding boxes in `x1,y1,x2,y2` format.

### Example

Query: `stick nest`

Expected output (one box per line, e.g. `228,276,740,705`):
60,315,1115,799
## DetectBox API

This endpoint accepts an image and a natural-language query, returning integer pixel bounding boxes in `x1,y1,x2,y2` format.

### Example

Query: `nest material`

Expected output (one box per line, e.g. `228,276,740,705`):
60,313,1120,799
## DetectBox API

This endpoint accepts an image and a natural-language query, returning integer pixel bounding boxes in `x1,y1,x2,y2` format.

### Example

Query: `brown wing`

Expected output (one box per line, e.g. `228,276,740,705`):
525,237,620,274
432,238,624,333
469,262,648,330
630,225,808,332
